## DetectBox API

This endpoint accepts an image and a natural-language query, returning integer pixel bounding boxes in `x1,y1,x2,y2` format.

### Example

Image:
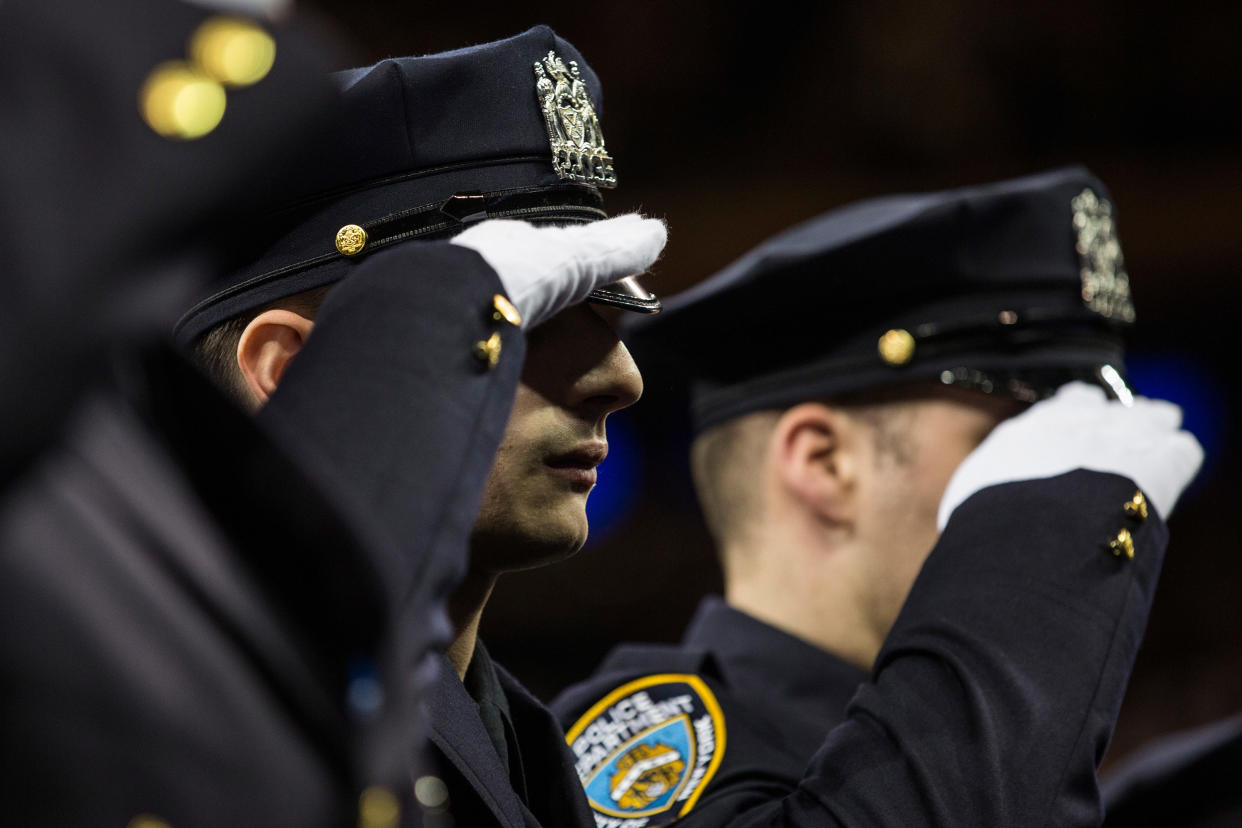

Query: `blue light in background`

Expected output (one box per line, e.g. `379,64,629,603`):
1126,352,1226,484
585,411,642,545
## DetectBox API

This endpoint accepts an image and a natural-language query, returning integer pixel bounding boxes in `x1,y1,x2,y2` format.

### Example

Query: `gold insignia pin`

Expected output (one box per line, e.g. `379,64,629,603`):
878,328,916,366
492,294,523,327
1124,491,1148,521
534,51,616,188
1072,188,1135,323
474,332,502,368
335,224,368,256
190,17,276,88
140,61,227,140
1109,528,1135,560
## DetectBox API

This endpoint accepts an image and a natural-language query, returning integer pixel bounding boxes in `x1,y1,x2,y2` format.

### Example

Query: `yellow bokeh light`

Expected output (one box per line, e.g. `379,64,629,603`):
190,17,276,88
126,816,172,828
357,785,400,828
140,62,227,140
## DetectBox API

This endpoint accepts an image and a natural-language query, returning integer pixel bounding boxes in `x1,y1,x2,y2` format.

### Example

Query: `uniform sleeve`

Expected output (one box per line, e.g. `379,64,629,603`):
676,469,1165,827
256,242,526,608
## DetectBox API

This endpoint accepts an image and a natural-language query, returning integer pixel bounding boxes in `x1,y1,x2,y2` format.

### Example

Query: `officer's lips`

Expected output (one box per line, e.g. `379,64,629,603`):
544,442,608,491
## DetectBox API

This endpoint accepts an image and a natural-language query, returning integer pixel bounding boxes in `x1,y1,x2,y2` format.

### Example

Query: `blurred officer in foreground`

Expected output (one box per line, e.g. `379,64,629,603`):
174,27,665,827
1102,712,1242,826
553,167,1204,827
0,4,657,826
0,0,322,482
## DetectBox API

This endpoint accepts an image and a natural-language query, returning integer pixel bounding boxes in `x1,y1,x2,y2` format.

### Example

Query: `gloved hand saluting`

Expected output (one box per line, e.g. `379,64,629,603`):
939,381,1204,529
450,214,668,329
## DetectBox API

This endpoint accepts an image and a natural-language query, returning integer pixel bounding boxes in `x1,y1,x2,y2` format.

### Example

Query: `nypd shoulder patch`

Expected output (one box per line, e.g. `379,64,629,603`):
564,674,726,827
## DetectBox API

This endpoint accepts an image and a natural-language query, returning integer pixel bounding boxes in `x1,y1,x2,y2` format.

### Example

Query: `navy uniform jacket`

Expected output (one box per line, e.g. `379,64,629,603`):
554,596,866,820
2,0,531,820
1101,714,1242,827
0,0,334,482
0,238,526,825
554,470,1166,827
421,643,597,828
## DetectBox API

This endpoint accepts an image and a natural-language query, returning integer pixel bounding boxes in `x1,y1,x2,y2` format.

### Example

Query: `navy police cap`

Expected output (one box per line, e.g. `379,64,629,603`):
627,166,1136,434
175,25,659,344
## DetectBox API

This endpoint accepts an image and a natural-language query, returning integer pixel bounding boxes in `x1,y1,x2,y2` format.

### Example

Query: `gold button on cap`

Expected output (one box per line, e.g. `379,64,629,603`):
1124,490,1148,521
140,61,227,140
190,16,276,88
877,328,916,366
358,786,400,828
336,224,368,256
492,294,523,327
474,332,502,368
1109,527,1135,559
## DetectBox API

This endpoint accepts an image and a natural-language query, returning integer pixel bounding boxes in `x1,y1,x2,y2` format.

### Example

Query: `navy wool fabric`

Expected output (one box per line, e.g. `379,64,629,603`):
624,166,1133,433
257,242,526,707
174,25,615,343
554,471,1167,826
552,597,868,814
427,646,596,828
0,0,334,481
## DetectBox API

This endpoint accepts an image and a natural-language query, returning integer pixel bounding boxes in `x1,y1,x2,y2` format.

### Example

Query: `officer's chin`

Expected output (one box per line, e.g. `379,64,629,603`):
471,515,589,575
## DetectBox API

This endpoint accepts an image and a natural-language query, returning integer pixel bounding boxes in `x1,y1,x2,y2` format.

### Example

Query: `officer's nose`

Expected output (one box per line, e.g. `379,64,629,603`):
569,336,643,419
522,304,644,421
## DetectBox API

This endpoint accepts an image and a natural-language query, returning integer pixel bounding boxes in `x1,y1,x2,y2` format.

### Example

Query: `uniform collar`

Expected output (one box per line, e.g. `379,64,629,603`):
462,642,526,803
682,596,868,716
428,645,596,828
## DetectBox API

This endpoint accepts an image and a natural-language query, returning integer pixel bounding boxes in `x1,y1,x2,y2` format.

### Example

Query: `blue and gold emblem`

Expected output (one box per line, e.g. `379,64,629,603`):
565,674,725,826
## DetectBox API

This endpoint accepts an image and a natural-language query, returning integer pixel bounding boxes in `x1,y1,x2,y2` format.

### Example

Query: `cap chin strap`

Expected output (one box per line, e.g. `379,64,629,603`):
184,184,661,328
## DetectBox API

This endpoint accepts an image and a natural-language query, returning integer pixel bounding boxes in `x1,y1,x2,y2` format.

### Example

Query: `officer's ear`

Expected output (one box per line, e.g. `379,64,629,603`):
771,402,861,524
236,308,315,409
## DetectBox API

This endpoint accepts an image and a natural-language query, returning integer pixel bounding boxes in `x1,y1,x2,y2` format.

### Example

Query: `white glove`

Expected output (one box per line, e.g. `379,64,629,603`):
450,214,667,329
938,381,1204,529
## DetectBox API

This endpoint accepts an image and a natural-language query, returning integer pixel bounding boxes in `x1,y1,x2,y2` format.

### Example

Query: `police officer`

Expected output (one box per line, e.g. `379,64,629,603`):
172,27,666,828
0,6,650,826
553,168,1204,827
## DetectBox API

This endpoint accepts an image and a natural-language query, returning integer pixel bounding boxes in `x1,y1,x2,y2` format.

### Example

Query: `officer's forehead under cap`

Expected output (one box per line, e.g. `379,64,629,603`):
175,25,658,344
626,165,1136,434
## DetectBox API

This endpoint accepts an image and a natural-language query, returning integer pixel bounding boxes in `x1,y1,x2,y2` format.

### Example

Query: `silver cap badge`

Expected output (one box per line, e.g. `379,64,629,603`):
534,51,617,188
1072,188,1135,323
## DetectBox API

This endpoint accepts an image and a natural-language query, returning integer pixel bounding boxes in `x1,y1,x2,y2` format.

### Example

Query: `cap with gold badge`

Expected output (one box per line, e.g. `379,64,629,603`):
625,166,1137,434
174,25,660,345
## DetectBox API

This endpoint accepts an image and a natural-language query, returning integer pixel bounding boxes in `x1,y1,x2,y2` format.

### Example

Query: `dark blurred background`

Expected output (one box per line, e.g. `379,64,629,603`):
301,0,1242,768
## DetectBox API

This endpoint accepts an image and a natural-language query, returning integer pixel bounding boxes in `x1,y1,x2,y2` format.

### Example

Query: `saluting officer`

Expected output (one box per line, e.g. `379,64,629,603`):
553,168,1204,827
173,27,666,828
0,5,644,826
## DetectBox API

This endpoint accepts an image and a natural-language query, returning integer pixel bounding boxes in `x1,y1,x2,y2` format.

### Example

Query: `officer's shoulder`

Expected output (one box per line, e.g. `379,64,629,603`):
552,642,719,717
553,645,731,827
